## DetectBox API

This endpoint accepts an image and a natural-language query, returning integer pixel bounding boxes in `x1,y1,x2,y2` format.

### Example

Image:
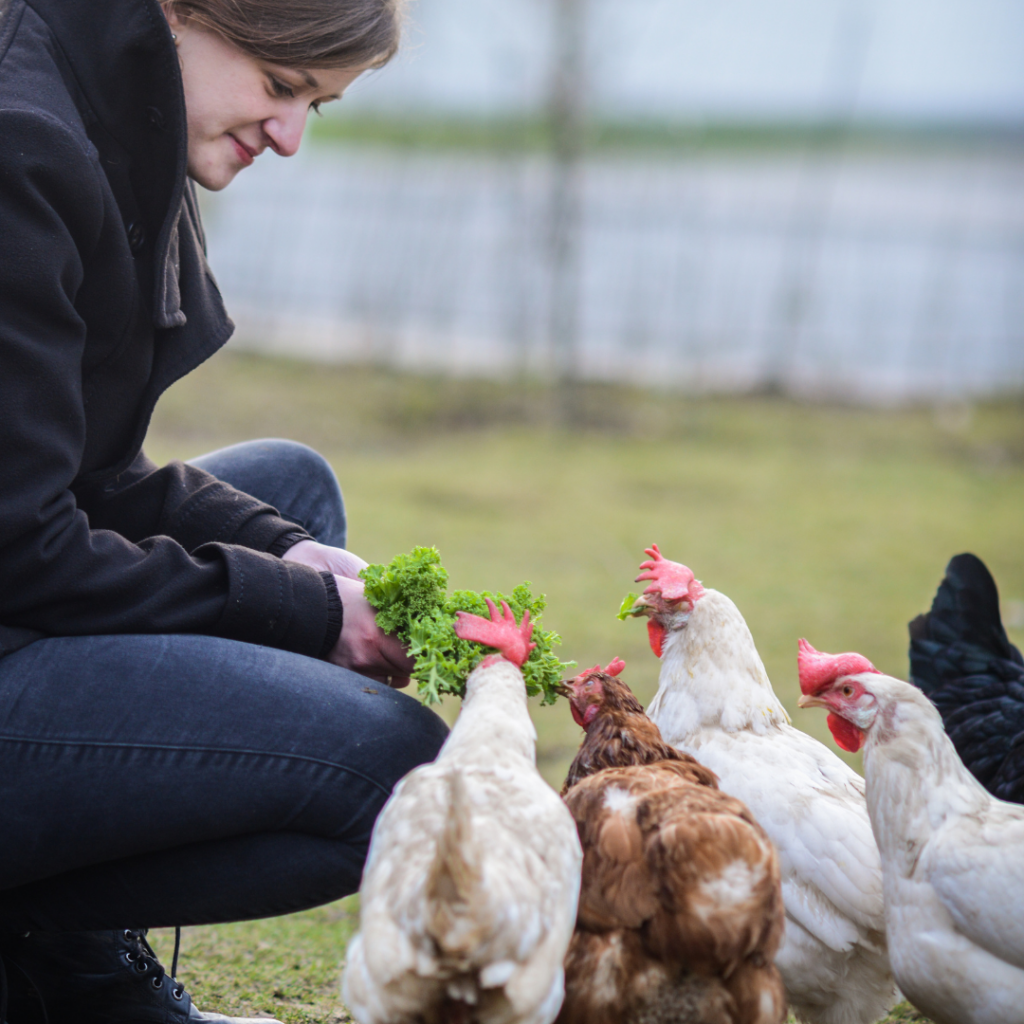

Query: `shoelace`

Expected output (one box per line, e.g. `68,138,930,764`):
123,929,185,1000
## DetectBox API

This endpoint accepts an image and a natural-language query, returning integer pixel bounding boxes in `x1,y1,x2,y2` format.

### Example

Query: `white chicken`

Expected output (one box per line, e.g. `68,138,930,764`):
342,599,583,1024
628,547,897,1024
798,640,1024,1024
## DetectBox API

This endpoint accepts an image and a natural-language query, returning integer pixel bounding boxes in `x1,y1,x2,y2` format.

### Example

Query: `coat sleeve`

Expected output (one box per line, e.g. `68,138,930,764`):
0,109,339,660
73,450,314,559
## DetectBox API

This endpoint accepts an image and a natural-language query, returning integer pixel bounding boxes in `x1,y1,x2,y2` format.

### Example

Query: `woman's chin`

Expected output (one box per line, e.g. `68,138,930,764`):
187,154,244,192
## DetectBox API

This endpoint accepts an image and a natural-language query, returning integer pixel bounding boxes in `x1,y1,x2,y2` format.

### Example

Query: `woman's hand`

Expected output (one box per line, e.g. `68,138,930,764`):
282,538,367,580
282,541,412,687
328,576,414,688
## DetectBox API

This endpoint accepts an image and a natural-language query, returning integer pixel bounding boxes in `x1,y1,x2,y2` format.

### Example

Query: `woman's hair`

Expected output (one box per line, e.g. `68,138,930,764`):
164,0,404,69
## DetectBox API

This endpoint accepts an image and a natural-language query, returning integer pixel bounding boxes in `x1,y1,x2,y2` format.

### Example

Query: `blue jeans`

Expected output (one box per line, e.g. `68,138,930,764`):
0,440,448,932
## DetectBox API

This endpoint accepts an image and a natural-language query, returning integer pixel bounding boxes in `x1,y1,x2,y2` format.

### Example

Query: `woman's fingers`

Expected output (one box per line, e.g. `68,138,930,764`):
322,547,369,580
329,576,414,682
377,631,416,675
282,539,369,580
283,553,414,688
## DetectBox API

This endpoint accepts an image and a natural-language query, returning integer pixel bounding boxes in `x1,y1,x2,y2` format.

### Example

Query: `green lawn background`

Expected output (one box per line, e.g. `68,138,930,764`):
144,351,1023,1023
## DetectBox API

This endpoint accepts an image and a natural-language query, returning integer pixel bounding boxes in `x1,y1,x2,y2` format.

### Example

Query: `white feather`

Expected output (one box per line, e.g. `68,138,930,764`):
342,657,583,1024
858,675,1024,1024
647,588,897,1024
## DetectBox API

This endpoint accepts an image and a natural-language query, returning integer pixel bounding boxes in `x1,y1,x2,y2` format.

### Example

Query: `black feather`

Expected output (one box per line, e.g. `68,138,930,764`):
909,553,1024,804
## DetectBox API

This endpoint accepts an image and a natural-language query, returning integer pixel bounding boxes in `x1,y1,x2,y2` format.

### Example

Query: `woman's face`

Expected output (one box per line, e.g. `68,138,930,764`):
166,9,365,191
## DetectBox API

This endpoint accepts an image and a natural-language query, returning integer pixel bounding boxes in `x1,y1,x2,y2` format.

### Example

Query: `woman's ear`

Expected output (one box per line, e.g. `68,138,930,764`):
160,1,186,37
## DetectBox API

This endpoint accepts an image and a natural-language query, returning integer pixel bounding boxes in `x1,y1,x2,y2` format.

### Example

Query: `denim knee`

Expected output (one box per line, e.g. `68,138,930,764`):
189,438,347,548
365,690,450,793
254,439,334,486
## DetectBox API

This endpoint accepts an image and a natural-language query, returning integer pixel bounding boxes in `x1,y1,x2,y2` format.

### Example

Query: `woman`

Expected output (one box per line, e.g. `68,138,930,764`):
0,0,448,1020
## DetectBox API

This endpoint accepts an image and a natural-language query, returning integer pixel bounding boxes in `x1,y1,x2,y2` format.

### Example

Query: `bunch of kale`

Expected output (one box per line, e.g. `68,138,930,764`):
360,546,572,705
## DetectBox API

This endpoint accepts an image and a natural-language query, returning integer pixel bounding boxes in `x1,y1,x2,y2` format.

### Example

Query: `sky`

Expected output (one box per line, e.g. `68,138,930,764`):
340,0,1024,122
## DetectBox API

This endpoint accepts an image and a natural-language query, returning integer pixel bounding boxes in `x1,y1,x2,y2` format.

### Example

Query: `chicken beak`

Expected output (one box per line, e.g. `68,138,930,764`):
797,693,827,709
555,682,575,699
629,594,653,616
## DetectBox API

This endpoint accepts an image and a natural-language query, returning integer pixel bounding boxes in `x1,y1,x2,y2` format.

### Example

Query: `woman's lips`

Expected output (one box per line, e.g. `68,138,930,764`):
228,134,256,167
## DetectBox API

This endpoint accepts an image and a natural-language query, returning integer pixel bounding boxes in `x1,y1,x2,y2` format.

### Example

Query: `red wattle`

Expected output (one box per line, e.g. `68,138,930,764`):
827,713,865,753
647,620,666,658
570,702,585,728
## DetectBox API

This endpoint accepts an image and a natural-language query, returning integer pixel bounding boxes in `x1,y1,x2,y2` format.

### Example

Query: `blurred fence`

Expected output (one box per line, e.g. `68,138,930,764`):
205,140,1024,402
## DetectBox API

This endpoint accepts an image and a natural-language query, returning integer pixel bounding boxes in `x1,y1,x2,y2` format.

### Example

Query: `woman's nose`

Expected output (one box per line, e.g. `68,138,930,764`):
263,107,307,157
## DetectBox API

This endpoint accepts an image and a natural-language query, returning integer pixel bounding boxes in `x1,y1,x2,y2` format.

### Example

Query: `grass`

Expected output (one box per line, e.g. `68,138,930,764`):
147,908,931,1024
308,111,1024,157
143,350,1024,1023
149,902,358,1023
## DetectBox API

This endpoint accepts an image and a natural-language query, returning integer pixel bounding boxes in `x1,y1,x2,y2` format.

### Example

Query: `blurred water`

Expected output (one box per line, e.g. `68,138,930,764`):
204,143,1024,402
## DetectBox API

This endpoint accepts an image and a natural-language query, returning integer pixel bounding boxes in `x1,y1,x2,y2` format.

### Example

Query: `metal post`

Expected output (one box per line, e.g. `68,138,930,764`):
765,0,873,393
548,0,587,420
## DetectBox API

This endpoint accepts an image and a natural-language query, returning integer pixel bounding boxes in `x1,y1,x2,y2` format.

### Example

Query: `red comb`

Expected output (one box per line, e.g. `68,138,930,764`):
635,545,706,604
576,657,626,682
454,598,536,668
798,639,880,695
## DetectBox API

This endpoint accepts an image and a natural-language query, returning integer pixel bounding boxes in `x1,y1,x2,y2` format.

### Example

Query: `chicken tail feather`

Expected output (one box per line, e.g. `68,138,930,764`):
425,771,486,954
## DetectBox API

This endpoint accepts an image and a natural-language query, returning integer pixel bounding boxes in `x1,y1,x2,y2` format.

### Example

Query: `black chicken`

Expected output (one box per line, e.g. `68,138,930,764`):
909,552,1024,804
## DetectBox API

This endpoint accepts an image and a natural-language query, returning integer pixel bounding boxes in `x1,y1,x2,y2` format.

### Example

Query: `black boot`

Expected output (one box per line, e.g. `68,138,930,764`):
0,929,282,1024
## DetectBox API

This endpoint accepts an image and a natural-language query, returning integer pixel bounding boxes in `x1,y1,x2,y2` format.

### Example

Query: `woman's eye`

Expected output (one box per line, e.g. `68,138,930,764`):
269,76,294,99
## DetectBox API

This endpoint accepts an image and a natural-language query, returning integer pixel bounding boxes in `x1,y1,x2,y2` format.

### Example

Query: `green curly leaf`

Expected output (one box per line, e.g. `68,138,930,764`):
359,548,574,705
617,592,642,620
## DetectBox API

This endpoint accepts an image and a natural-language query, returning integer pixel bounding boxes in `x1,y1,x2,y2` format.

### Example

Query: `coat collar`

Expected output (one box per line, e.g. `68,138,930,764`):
26,0,187,325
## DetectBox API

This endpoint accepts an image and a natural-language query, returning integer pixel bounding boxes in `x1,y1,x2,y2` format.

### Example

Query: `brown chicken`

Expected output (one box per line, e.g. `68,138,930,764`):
557,660,786,1024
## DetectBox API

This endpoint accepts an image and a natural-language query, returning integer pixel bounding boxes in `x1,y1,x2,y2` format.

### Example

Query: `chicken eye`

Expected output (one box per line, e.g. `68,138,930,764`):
585,680,593,689
842,685,854,697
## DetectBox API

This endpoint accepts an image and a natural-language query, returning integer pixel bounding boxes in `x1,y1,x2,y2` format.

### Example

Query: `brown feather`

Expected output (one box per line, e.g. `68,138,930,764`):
562,673,719,795
558,674,786,1024
558,929,736,1024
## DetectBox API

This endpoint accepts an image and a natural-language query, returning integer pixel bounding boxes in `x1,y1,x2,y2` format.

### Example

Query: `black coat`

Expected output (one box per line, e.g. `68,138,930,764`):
0,0,341,659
